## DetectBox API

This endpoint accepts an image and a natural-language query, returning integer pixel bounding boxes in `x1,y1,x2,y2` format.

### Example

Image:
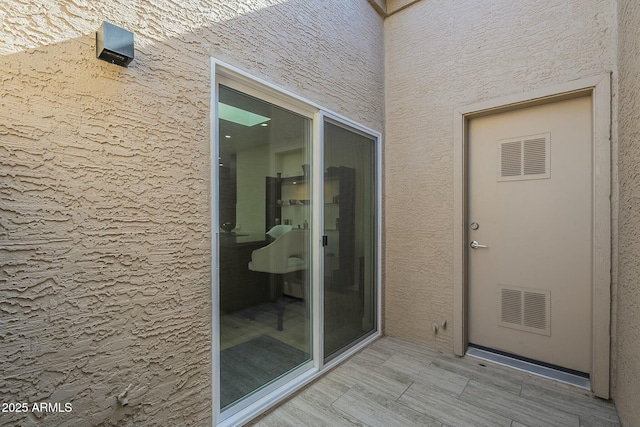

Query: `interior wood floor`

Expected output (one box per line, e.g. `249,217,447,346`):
250,337,621,427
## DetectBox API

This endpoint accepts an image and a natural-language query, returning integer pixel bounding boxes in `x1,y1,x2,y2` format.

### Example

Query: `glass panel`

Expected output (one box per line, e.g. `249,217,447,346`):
218,85,312,410
323,120,377,360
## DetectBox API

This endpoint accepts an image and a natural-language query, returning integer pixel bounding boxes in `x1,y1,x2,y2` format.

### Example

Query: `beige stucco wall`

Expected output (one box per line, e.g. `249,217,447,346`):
386,0,418,15
368,0,387,16
0,1,383,425
384,0,617,353
615,2,640,425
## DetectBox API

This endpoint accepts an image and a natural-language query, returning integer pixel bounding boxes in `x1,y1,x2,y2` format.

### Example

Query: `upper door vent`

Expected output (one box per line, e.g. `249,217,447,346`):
497,133,550,181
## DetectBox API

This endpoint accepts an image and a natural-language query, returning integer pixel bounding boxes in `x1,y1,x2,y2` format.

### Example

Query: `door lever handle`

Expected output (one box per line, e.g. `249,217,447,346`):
470,241,487,249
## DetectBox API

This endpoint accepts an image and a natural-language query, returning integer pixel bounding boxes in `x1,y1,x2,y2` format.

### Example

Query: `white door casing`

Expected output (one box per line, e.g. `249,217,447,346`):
453,75,611,398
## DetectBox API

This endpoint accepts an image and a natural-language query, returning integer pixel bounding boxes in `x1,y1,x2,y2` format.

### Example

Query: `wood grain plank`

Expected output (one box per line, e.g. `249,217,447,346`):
399,381,512,427
460,380,579,427
373,336,445,361
431,356,525,395
381,352,469,396
256,390,369,427
331,359,412,400
348,345,393,369
521,377,620,427
332,386,442,427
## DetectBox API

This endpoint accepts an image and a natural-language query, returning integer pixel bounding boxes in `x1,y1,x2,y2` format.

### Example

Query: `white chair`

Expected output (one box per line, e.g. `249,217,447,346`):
248,227,308,330
248,227,308,274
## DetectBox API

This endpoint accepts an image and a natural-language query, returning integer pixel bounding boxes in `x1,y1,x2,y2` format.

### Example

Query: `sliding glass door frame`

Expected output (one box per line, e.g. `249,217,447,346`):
211,59,382,427
311,112,326,371
321,114,381,362
212,66,318,425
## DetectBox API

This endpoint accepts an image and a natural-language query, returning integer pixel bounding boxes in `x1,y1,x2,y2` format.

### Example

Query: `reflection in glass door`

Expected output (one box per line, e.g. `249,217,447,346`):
217,85,312,410
323,120,377,360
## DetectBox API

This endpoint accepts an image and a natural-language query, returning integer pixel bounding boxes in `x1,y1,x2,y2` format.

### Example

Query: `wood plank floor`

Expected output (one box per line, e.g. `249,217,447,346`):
250,337,620,427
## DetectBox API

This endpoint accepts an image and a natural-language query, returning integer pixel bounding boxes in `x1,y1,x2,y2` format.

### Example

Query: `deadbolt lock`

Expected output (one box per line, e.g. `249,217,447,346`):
470,222,479,230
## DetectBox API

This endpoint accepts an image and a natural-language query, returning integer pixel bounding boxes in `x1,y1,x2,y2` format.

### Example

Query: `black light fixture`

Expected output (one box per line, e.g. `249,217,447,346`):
96,21,134,67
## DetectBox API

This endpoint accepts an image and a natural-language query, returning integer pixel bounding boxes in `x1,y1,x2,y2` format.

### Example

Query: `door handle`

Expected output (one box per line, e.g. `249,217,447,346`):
470,241,487,249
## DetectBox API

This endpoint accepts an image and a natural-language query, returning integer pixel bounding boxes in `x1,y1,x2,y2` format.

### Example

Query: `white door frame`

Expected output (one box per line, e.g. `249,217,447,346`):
211,58,383,426
453,74,611,398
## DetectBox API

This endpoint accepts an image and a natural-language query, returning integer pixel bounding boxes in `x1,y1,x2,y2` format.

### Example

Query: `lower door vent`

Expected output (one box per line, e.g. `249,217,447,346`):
498,285,551,336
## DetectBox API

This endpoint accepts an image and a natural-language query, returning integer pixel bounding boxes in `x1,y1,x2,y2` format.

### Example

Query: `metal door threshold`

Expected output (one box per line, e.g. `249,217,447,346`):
465,346,591,390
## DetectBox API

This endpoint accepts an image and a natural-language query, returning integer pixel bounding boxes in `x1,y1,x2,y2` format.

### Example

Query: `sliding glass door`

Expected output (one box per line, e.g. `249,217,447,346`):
214,65,380,423
217,84,312,411
322,120,377,360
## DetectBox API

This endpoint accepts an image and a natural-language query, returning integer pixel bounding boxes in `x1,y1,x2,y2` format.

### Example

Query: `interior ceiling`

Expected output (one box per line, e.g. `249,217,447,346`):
218,85,308,157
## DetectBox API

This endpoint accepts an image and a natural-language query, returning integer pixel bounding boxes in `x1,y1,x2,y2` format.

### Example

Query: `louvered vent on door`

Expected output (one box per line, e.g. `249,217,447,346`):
498,285,551,336
500,141,522,177
523,137,547,175
497,133,550,181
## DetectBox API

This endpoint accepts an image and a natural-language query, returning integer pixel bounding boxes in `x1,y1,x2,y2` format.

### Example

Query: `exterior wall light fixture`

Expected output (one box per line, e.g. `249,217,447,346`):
96,21,134,67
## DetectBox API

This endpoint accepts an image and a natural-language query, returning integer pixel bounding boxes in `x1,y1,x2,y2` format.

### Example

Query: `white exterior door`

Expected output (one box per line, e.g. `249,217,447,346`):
467,95,592,373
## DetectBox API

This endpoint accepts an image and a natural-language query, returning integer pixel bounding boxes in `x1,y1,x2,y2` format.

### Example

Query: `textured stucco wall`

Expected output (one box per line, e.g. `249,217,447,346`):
368,0,387,16
384,0,617,351
615,1,640,424
386,0,418,15
0,1,383,425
